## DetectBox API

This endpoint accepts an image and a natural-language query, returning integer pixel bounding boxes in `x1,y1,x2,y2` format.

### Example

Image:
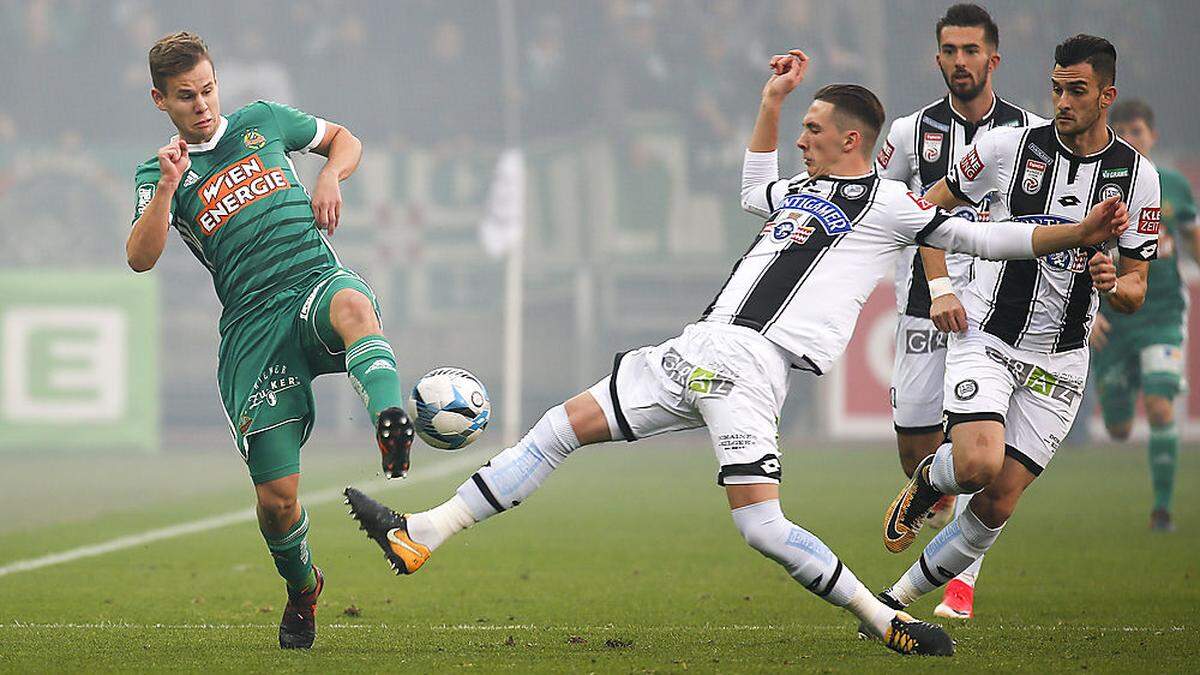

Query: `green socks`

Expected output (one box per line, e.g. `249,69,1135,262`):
263,507,316,593
1148,423,1179,512
345,335,404,424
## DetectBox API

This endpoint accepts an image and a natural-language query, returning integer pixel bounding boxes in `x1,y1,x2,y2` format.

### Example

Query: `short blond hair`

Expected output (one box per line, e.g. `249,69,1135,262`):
149,32,211,93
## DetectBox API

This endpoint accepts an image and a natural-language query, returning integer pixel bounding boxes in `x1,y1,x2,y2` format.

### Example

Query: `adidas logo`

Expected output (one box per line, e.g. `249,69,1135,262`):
183,170,200,187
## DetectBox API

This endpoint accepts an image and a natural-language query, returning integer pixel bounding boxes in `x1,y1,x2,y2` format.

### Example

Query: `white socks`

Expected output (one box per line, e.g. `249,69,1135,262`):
731,500,862,606
951,495,984,586
409,404,582,550
928,442,966,495
889,504,1003,605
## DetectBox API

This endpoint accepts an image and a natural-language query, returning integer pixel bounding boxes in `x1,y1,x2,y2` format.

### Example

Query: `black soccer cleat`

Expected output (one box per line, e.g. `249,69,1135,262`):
883,454,944,553
377,406,415,479
882,611,955,656
279,566,323,649
344,487,430,575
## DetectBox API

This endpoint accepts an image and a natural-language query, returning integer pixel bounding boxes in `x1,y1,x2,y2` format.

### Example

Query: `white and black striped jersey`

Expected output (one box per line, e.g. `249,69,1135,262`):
876,94,1044,319
701,163,1038,375
946,121,1161,353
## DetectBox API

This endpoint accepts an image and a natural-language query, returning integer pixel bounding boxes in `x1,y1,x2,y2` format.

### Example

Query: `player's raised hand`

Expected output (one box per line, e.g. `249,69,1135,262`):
763,50,810,100
1088,251,1118,293
156,138,188,189
312,171,342,236
1076,195,1128,246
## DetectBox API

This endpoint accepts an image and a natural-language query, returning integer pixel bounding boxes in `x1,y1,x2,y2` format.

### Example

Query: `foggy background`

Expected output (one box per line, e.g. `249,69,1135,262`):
2,0,1198,455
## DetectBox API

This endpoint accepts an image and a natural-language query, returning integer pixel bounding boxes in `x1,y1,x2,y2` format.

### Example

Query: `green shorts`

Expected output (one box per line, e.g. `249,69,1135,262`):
218,267,380,484
1093,326,1186,427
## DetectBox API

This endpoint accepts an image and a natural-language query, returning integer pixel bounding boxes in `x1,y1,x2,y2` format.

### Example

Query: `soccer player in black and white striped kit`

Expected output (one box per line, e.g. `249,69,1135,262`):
875,3,1044,620
344,50,1128,657
878,35,1159,617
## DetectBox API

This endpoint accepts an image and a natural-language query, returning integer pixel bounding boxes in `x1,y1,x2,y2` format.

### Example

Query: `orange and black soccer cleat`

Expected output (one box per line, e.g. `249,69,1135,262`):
345,487,430,575
883,454,944,553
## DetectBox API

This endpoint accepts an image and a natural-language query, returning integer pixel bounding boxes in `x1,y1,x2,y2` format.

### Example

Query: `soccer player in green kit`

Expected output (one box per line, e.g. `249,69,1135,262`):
126,32,415,649
1092,99,1197,532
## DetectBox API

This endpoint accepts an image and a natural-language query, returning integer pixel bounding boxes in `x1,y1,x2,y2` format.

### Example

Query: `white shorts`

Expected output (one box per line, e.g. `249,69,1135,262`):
587,322,793,486
890,314,950,432
942,328,1088,475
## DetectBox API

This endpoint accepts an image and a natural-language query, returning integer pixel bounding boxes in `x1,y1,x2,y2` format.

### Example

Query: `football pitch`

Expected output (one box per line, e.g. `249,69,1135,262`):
1,437,1196,672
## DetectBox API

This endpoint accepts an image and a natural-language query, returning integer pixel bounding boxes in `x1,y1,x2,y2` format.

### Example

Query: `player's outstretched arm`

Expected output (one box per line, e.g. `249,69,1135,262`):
309,122,362,236
918,179,975,332
127,139,187,272
921,196,1127,261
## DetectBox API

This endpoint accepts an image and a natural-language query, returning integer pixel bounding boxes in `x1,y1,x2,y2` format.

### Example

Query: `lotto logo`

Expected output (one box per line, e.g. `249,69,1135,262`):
1138,207,1161,234
876,140,895,168
959,148,984,181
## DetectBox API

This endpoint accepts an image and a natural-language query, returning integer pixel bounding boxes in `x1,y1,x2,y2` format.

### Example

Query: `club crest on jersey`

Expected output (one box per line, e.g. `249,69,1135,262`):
197,153,291,234
775,193,852,235
1138,207,1161,234
1022,159,1046,194
840,183,867,200
243,128,267,151
876,140,895,168
1013,214,1086,270
922,132,943,163
1099,183,1124,202
183,170,201,188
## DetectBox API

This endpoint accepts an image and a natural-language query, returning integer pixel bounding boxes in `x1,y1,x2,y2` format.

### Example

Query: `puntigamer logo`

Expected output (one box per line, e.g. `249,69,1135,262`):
197,154,290,234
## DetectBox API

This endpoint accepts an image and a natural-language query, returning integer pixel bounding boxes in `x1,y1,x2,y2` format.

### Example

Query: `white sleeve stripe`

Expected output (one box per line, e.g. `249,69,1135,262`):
301,117,328,153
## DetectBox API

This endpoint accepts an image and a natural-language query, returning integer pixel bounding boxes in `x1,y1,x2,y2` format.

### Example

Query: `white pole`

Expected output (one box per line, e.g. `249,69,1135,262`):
497,0,524,445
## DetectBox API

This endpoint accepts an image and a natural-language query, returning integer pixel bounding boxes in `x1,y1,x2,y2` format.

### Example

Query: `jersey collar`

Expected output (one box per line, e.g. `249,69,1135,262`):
1054,125,1115,163
172,116,229,154
947,92,997,128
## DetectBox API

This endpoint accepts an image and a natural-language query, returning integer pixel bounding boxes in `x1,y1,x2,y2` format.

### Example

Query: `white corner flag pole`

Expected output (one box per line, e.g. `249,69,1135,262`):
498,0,524,446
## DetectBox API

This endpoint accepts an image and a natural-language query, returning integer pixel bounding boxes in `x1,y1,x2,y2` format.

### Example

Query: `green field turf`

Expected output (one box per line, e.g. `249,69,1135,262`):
1,437,1196,673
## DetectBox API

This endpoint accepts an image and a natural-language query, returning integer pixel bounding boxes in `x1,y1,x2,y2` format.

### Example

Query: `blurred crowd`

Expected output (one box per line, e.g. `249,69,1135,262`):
0,0,1194,262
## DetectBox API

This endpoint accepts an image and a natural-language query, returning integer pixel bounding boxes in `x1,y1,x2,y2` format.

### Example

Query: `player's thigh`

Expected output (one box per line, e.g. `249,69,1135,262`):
219,312,317,468
300,269,382,370
247,419,306,488
584,340,705,445
943,331,1014,471
891,315,948,433
1140,342,1185,402
1005,347,1088,477
1093,344,1138,432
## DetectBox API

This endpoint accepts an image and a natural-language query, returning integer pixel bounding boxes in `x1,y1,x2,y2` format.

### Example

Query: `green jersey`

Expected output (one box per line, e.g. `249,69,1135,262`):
132,100,337,333
1101,165,1196,335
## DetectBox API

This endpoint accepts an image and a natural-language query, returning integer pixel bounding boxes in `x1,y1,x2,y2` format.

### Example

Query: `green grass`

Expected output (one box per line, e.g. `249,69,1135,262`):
1,438,1197,672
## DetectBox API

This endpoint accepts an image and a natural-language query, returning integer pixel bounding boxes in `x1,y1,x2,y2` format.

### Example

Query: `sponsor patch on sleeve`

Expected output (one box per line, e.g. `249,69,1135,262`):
907,191,936,210
958,147,984,181
1138,207,1161,234
136,183,154,217
876,140,895,168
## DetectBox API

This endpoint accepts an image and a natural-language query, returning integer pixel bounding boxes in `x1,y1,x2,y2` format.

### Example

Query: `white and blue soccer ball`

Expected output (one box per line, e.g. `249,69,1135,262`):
407,367,490,450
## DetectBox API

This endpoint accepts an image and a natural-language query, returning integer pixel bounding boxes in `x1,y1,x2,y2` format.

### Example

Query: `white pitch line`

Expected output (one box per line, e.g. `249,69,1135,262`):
0,450,488,579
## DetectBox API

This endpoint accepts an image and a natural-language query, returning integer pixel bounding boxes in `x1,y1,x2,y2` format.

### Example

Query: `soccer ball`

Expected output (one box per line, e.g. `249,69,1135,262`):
406,367,490,450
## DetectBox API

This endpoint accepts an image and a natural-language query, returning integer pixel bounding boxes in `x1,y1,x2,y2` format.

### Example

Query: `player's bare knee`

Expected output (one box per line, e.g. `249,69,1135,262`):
1144,396,1175,427
564,391,612,445
1106,422,1133,441
953,451,1002,493
897,432,940,478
